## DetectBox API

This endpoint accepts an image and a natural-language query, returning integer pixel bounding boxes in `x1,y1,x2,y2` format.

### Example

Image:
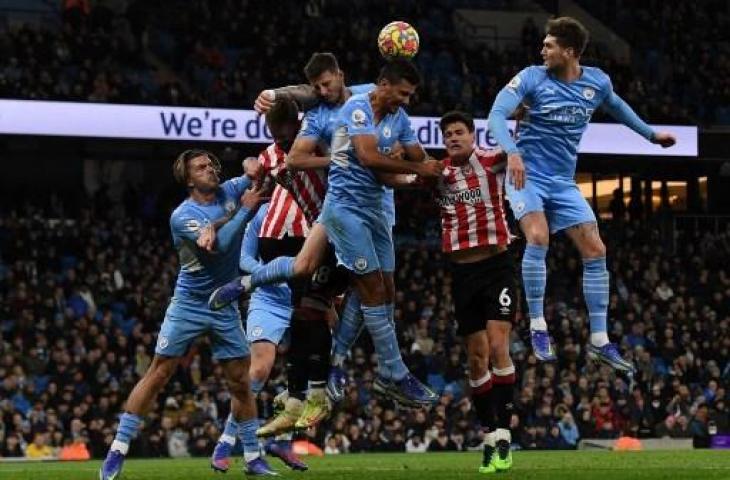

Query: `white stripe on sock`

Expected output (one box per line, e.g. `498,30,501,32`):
110,440,129,455
469,371,492,388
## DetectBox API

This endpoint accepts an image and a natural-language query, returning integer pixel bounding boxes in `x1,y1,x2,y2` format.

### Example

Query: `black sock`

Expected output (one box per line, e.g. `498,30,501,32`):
491,370,516,429
306,317,332,383
286,314,309,400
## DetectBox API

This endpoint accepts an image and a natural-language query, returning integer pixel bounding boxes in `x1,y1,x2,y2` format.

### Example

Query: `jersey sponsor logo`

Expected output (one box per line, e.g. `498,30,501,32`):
583,87,595,100
437,187,483,206
507,75,521,90
353,257,368,272
250,326,263,338
184,219,201,233
157,336,169,350
352,109,367,127
540,104,595,124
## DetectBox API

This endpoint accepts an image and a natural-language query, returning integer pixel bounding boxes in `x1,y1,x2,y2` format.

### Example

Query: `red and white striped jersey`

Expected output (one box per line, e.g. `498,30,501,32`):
437,148,510,253
257,143,329,238
257,144,309,239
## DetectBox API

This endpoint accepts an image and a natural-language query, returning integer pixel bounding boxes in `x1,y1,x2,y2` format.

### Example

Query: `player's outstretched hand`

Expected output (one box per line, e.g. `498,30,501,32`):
243,156,263,180
254,90,276,114
651,132,677,148
415,159,444,179
507,152,526,190
240,184,270,210
197,224,216,252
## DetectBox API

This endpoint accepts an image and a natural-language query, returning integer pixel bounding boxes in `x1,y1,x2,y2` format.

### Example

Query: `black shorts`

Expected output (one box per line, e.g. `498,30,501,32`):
450,250,517,336
258,236,348,310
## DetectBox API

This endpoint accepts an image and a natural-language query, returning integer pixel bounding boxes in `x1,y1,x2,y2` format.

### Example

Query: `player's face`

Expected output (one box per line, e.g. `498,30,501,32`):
270,120,300,152
187,155,220,192
310,69,345,104
541,35,571,72
383,79,417,113
443,122,474,160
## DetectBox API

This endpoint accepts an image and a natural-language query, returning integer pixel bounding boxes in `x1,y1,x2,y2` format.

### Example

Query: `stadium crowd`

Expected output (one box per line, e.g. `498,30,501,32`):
1,0,728,124
0,191,727,459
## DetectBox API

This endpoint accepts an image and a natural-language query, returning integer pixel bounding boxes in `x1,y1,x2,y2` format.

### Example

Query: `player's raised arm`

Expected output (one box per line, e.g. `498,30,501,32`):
286,108,331,170
255,84,321,114
600,78,677,148
239,205,267,273
488,68,538,190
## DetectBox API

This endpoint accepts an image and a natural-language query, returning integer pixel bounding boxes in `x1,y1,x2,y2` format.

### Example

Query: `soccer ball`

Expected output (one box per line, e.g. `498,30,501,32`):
377,21,419,59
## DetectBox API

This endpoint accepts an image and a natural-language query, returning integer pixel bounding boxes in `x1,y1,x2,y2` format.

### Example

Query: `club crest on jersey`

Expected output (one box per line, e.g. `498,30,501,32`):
352,109,367,127
184,219,201,233
583,87,595,100
353,257,368,272
383,126,391,138
250,326,263,338
157,336,169,350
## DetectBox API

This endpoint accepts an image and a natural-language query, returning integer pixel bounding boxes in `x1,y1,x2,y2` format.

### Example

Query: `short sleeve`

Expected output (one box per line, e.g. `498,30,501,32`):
396,109,419,146
221,176,251,198
503,66,541,100
298,108,323,139
341,98,376,137
170,207,208,243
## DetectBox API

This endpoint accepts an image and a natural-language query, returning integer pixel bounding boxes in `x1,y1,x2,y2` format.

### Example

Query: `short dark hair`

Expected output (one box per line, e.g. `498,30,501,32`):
265,97,299,132
377,58,421,86
545,16,589,57
439,111,474,133
303,52,339,81
173,149,221,186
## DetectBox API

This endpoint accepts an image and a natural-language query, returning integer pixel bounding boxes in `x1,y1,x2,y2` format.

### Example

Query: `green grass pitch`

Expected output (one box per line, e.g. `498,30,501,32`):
2,451,729,480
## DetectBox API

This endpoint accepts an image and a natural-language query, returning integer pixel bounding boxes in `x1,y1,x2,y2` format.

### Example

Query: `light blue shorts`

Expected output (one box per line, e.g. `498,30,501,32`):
319,198,395,274
155,295,248,360
506,174,596,233
246,292,292,345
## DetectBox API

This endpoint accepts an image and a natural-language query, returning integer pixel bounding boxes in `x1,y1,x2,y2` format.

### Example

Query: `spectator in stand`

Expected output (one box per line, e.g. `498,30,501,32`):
25,432,54,459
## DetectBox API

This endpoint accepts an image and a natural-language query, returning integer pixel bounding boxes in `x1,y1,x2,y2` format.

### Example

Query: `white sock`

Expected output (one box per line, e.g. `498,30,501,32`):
590,332,610,347
240,275,251,290
220,433,236,445
110,440,130,455
484,431,496,447
244,451,260,462
529,316,547,331
495,428,511,444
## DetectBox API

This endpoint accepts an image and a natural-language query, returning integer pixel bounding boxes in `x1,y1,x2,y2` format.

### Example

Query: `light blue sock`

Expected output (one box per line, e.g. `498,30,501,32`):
522,244,548,321
361,304,408,381
110,412,142,453
238,418,260,461
332,292,364,361
583,257,609,334
221,414,240,445
251,256,295,289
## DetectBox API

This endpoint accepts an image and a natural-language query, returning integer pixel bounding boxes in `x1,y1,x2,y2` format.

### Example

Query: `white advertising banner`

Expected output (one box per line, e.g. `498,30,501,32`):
0,99,698,156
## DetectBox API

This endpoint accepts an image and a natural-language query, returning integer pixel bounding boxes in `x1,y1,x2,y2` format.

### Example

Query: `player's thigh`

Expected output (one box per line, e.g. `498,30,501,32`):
371,213,395,274
249,340,277,380
320,202,381,274
298,222,329,270
544,181,597,234
155,298,209,358
246,303,292,345
210,310,250,361
506,177,547,223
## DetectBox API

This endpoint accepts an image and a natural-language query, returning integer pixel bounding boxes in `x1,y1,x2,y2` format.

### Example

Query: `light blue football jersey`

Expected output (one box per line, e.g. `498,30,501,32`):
170,176,251,297
298,84,396,225
502,65,613,178
327,92,419,210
